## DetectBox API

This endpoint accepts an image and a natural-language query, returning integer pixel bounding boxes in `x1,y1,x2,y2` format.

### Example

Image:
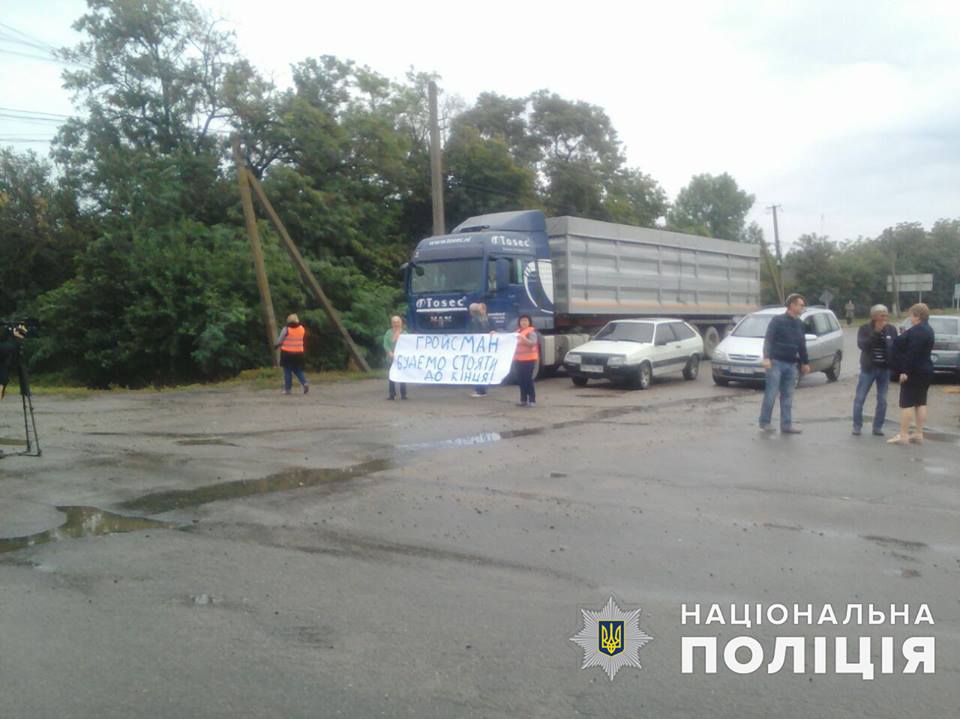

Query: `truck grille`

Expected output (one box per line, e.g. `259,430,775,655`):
730,354,761,362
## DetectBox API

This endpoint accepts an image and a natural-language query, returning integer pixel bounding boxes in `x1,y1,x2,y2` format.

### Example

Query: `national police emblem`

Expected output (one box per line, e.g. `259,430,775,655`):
570,596,651,680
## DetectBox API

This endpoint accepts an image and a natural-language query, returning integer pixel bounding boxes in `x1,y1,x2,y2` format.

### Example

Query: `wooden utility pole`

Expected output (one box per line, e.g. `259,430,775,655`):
428,81,445,236
232,136,279,367
760,237,785,305
246,171,372,373
767,204,783,266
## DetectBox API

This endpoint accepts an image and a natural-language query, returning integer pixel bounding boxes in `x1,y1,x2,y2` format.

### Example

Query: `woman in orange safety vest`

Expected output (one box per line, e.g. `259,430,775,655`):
513,314,539,407
275,313,309,395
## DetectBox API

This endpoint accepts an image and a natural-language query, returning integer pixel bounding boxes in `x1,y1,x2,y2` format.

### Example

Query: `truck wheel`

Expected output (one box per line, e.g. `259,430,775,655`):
683,354,700,380
702,327,721,359
571,376,589,387
636,362,652,390
824,353,842,382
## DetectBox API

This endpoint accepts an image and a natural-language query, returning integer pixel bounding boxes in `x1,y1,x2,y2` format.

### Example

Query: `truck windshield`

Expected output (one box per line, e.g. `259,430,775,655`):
733,315,774,338
410,259,483,294
594,322,654,343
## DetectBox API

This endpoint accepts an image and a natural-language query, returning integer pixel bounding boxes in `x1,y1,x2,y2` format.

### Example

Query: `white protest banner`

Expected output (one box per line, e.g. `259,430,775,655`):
389,333,518,385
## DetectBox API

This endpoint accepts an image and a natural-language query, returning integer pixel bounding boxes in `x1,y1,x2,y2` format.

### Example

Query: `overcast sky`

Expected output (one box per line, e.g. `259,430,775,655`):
2,0,958,249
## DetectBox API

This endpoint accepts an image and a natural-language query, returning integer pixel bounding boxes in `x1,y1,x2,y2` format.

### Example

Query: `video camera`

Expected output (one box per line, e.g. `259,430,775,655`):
1,317,37,341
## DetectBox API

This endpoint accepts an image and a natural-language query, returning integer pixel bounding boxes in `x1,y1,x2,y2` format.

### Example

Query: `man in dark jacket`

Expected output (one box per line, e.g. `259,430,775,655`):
851,304,897,436
0,324,26,400
759,294,811,434
466,303,491,397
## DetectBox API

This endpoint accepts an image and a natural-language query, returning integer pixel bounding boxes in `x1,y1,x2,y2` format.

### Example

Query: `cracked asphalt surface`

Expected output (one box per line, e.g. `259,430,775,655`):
1,328,958,718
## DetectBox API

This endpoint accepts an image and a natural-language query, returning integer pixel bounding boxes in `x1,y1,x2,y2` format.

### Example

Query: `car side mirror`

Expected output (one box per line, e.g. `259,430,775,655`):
804,333,817,342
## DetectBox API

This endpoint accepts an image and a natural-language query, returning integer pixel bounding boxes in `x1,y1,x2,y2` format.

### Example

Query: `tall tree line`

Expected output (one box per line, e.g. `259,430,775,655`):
1,0,955,386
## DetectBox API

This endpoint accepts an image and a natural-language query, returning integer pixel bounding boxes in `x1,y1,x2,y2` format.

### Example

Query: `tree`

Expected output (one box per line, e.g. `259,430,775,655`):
667,173,755,241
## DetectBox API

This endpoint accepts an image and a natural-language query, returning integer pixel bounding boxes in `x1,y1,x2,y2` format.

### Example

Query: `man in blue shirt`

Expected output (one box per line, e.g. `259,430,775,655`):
759,294,811,434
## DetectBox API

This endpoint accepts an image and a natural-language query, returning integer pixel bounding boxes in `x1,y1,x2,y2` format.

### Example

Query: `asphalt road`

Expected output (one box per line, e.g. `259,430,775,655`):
1,327,958,718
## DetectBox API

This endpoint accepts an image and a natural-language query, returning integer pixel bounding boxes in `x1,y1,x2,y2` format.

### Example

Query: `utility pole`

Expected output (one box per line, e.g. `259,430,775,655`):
767,204,783,266
232,136,279,367
246,171,372,373
428,80,445,236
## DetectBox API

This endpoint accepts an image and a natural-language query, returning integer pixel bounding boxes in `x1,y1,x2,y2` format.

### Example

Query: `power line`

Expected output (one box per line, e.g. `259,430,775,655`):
0,106,71,119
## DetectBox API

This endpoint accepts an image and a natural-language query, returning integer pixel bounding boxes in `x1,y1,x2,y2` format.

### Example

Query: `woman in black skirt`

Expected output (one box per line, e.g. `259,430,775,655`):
889,303,935,445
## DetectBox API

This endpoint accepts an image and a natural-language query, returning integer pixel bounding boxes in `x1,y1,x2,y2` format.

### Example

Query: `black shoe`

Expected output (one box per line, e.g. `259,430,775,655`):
781,426,803,434
872,428,885,436
303,385,310,394
852,427,862,436
387,396,395,400
400,395,407,400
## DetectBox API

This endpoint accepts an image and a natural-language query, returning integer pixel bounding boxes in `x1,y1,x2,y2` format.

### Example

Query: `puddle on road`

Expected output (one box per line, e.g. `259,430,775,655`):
119,458,392,515
176,438,241,447
0,506,173,555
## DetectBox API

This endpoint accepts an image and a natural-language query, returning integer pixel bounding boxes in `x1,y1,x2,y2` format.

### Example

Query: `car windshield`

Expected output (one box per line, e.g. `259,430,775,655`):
410,259,483,294
594,322,654,343
930,317,959,336
732,314,775,338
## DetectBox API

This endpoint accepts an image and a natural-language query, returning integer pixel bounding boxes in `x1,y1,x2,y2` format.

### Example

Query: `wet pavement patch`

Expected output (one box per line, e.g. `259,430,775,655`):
862,535,928,551
0,506,174,555
118,458,392,515
175,438,241,447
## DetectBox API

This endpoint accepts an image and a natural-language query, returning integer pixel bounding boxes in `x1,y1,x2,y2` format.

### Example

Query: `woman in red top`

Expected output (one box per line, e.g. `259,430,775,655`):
513,314,539,407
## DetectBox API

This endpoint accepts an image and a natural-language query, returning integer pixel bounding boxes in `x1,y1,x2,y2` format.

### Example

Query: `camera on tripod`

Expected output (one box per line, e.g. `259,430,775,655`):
0,316,40,457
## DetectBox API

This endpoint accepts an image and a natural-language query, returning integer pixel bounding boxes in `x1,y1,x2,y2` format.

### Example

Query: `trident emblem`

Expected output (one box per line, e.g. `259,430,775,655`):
599,620,624,656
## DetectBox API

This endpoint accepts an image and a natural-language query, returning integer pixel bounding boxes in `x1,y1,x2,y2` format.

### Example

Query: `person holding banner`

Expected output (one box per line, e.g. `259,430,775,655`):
514,314,539,407
383,315,408,400
467,303,491,397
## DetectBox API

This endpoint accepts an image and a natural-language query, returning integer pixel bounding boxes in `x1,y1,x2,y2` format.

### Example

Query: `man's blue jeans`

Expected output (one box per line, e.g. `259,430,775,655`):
852,367,890,432
759,359,798,428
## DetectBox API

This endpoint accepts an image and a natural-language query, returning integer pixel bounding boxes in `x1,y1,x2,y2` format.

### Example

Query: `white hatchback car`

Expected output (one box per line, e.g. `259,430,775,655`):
563,318,704,389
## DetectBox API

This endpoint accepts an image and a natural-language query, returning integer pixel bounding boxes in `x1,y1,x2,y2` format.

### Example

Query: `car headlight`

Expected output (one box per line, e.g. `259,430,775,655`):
712,349,728,362
607,355,626,367
566,353,581,365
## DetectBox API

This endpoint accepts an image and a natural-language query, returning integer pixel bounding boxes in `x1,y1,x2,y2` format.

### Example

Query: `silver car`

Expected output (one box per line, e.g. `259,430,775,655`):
711,306,844,386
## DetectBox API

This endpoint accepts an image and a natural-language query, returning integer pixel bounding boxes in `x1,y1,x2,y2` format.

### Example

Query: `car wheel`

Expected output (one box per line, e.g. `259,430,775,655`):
713,374,730,387
683,354,700,380
824,353,841,382
636,362,652,390
571,376,588,387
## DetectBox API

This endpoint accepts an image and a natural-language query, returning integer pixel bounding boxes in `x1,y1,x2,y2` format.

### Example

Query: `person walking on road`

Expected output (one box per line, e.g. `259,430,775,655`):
844,299,856,326
852,304,897,436
383,315,407,401
275,314,310,395
513,314,539,407
888,303,935,445
467,303,491,398
759,294,811,434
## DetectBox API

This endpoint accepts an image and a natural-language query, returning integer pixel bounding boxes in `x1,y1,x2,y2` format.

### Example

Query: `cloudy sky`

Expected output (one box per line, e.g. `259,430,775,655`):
2,0,958,249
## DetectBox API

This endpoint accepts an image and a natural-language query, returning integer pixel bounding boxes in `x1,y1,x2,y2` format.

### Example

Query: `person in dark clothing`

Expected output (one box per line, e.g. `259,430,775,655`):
888,303,935,445
759,294,811,434
466,303,491,397
852,304,897,436
0,324,26,400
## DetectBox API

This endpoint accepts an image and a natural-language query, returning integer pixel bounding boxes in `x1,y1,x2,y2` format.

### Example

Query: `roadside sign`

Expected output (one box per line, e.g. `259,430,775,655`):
886,274,933,292
954,283,960,301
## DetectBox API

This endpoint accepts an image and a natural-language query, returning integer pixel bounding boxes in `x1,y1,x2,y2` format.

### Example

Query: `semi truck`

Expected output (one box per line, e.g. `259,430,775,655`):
404,210,760,371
